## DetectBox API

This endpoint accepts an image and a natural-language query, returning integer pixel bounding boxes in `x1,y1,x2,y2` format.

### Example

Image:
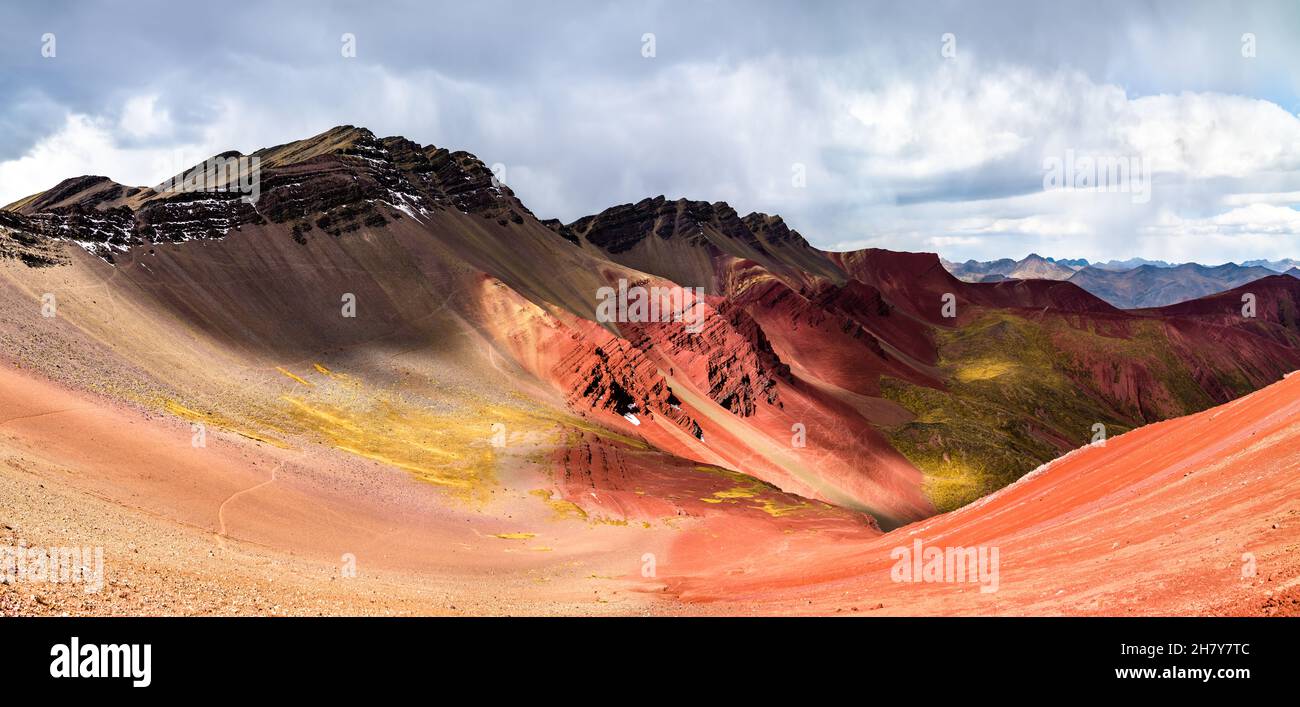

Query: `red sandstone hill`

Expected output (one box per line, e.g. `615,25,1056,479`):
654,354,1300,616
560,193,1300,508
4,124,1300,534
2,125,1298,616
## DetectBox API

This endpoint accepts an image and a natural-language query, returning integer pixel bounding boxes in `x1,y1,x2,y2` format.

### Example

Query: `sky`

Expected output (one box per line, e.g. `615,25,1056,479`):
2,0,1299,264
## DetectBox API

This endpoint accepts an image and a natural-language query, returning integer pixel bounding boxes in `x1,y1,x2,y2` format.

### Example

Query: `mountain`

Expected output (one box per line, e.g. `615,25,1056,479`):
3,125,1300,615
661,363,1300,615
1007,253,1079,280
943,253,1078,282
0,126,931,529
1244,258,1300,272
1092,257,1177,270
1066,262,1279,308
946,253,1299,309
549,199,1300,512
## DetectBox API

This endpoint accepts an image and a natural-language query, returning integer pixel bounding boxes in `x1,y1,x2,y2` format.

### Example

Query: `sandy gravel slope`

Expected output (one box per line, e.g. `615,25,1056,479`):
0,363,674,615
5,360,1297,615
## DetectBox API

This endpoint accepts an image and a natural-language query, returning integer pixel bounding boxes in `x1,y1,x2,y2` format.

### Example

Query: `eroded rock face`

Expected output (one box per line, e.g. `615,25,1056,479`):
545,288,794,443
0,211,66,266
740,212,808,249
9,123,1300,526
641,299,790,416
553,331,705,440
136,193,263,244
561,195,816,257
5,125,536,260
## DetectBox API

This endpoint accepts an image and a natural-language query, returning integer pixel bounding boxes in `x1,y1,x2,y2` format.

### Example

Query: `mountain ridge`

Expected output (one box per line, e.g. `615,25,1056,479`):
5,124,1300,519
944,252,1298,309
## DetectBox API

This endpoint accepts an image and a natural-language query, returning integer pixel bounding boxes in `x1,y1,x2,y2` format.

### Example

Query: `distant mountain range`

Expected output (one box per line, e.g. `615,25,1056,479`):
6,124,1300,618
1091,257,1178,271
943,254,1300,308
1243,258,1300,272
941,253,1075,282
8,124,1300,527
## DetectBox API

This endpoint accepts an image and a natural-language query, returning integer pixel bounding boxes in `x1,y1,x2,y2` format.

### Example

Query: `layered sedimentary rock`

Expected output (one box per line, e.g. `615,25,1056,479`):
7,124,1300,522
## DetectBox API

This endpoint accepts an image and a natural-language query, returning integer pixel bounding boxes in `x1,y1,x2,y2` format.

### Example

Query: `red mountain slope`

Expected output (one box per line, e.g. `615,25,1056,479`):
1,125,1298,615
655,369,1300,615
1,123,1298,568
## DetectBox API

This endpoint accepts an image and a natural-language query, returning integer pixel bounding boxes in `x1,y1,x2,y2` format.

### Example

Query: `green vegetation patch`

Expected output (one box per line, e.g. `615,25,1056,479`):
880,312,1177,512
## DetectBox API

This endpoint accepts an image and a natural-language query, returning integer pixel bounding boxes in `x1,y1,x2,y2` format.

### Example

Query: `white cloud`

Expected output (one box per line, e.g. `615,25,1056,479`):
1222,191,1300,206
0,106,258,206
1125,93,1300,178
1145,203,1300,236
949,214,1092,237
1,115,165,205
119,95,174,140
5,50,1300,266
842,64,1057,178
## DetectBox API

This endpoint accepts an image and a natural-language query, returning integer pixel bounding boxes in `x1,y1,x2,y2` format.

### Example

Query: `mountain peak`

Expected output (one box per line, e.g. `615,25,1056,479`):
4,125,539,260
563,195,814,255
253,125,381,169
5,175,139,214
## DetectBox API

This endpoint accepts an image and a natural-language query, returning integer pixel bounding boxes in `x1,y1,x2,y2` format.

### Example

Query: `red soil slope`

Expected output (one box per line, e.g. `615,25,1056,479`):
2,125,1298,615
655,369,1300,615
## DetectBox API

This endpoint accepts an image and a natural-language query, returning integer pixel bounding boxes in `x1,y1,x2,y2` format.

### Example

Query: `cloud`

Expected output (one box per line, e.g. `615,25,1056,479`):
0,114,199,206
118,95,174,141
1125,93,1300,178
1134,204,1300,263
2,0,1300,265
1146,203,1300,236
1222,191,1300,206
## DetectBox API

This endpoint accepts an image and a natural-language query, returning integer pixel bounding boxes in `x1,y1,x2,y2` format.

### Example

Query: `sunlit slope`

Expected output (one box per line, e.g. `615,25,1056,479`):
7,124,1300,531
657,369,1300,616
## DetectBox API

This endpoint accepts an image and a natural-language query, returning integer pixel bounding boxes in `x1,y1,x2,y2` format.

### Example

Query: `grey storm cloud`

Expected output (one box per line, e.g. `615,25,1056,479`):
2,0,1300,263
